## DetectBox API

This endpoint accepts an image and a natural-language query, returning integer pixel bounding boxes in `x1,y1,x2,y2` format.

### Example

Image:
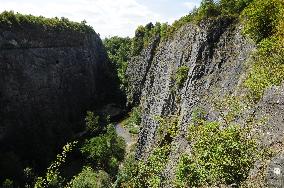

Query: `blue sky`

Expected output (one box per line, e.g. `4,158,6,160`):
0,0,201,38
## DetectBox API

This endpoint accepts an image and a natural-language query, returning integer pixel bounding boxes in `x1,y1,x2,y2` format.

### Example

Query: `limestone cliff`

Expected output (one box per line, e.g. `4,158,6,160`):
0,22,120,174
126,17,284,186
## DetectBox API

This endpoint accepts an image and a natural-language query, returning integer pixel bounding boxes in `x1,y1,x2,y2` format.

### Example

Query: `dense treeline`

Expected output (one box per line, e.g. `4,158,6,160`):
130,0,254,55
0,11,93,33
103,37,132,90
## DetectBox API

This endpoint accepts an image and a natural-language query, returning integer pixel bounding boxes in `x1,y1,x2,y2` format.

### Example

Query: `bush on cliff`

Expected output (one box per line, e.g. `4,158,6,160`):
116,145,170,188
242,0,284,101
176,122,257,187
176,97,259,187
174,66,190,89
131,22,162,56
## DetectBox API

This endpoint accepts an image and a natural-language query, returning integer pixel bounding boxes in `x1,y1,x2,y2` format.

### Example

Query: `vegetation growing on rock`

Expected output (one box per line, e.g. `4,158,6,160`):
176,122,257,187
174,66,190,89
122,107,142,135
116,145,170,188
0,11,93,33
243,0,284,101
1,0,284,187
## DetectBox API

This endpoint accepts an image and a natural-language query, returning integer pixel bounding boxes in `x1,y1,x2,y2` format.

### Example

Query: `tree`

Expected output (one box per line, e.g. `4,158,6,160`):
80,125,126,176
68,167,111,188
85,111,100,133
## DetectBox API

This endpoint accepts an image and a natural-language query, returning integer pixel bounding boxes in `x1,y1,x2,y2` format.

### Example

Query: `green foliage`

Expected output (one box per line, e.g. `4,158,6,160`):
115,155,139,188
156,116,179,142
244,37,284,101
131,25,146,56
131,22,162,56
2,179,13,188
176,98,258,187
0,11,93,33
33,113,126,187
174,66,189,88
68,167,111,188
103,36,132,89
128,0,254,56
196,0,221,20
127,0,255,57
34,141,78,188
212,95,248,125
85,111,100,133
116,145,170,188
80,125,126,176
242,0,284,43
176,122,257,187
219,0,253,16
164,14,195,39
123,107,142,134
159,0,253,40
242,0,284,101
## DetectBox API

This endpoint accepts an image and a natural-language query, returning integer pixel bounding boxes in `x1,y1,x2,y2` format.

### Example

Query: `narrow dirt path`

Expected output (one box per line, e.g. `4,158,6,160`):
115,123,133,145
115,123,137,152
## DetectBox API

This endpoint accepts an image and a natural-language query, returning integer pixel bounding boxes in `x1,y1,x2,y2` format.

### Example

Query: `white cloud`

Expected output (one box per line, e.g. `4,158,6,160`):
0,0,162,38
183,1,199,11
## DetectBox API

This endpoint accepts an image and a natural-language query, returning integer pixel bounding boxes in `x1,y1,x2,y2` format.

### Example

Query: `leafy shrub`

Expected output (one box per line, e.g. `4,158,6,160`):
242,0,284,43
68,167,111,188
176,121,257,187
123,107,142,134
85,111,100,134
219,0,253,16
156,115,179,142
131,22,162,56
174,66,189,88
196,0,221,20
244,37,284,101
2,179,13,188
115,154,139,188
116,145,170,188
80,125,126,176
34,141,78,188
242,0,284,101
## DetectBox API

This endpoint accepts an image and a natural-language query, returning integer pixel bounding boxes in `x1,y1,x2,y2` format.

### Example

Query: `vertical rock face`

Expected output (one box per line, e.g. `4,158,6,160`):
124,18,250,184
0,25,120,173
126,36,160,106
126,17,284,185
126,18,254,159
258,84,284,188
